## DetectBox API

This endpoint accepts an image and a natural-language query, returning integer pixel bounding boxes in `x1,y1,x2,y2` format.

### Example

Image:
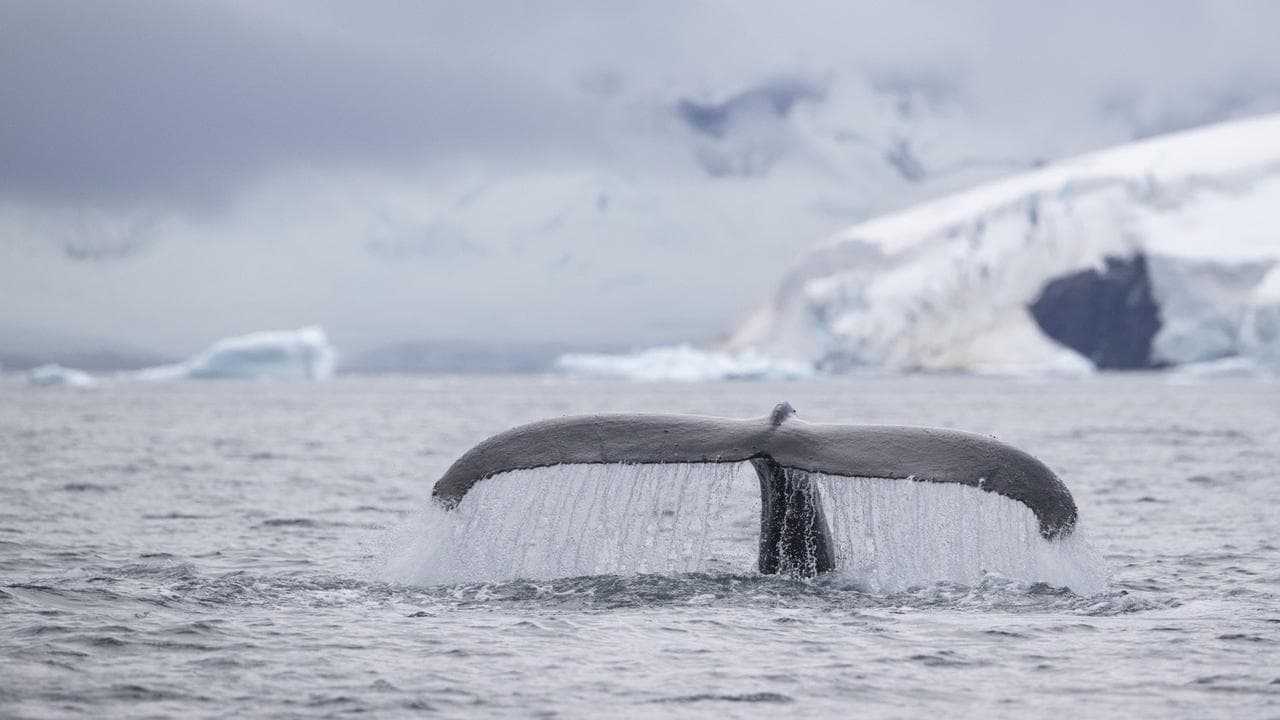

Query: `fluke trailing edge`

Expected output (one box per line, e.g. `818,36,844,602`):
431,402,1077,577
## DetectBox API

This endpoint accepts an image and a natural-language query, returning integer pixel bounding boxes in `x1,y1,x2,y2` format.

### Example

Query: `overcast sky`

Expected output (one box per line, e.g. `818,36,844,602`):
5,1,1280,357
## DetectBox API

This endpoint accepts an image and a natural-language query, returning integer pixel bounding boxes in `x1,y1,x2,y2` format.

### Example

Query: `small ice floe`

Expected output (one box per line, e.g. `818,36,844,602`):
554,344,813,381
1167,356,1268,380
27,364,96,388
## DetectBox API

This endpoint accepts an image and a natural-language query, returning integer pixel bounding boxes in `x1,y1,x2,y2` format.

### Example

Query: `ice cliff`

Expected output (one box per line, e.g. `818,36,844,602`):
723,114,1280,374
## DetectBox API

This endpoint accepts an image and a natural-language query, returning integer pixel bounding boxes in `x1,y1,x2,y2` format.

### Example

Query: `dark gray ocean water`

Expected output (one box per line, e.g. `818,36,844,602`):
2,376,1278,718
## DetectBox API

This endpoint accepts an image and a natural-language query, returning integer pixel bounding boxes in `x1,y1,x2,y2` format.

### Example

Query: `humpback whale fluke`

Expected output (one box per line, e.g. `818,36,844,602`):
431,403,1076,578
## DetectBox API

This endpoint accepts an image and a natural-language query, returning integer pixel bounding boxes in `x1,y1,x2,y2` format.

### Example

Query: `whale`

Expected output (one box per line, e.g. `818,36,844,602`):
432,402,1077,577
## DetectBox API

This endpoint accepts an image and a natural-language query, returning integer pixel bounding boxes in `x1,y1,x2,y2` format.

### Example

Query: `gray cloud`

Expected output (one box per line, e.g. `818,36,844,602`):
5,0,1280,213
0,0,596,212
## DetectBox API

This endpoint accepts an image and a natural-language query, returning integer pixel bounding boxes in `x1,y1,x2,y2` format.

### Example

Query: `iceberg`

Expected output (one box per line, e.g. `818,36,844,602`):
724,114,1280,373
555,344,813,382
27,364,96,387
136,326,336,381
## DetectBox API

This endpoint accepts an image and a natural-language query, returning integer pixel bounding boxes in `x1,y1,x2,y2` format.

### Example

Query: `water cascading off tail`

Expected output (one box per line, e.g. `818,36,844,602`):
386,403,1105,592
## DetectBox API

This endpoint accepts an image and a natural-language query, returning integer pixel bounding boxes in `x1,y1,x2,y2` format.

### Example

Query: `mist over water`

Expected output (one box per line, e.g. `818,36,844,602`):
2,376,1278,717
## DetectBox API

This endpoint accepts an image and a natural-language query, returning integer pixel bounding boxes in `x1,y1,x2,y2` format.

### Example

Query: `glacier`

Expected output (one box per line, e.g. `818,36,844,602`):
135,326,336,381
722,114,1280,373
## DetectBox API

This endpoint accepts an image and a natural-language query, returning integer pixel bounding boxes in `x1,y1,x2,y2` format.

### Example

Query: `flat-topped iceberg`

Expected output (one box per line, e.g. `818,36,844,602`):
555,344,813,382
137,326,336,381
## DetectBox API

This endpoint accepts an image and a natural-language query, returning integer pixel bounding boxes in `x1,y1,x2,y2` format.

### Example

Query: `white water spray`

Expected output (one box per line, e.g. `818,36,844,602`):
381,463,1107,593
382,463,742,585
814,474,1107,593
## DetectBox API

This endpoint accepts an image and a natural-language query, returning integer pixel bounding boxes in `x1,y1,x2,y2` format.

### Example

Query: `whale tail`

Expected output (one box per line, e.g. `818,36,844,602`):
430,402,1077,579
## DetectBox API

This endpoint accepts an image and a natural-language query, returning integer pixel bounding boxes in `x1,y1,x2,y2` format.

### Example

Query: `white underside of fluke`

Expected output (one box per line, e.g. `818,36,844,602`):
381,463,1106,593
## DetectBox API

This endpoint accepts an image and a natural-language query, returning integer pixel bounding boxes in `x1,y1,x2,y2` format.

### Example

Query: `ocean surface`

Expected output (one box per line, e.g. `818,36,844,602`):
2,375,1277,718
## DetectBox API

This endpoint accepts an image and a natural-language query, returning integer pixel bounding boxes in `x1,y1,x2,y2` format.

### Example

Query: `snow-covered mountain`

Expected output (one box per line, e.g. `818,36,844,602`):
722,113,1280,374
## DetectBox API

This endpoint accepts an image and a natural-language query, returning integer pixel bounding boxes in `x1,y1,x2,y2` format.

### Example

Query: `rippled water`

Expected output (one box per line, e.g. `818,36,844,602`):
2,376,1277,718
